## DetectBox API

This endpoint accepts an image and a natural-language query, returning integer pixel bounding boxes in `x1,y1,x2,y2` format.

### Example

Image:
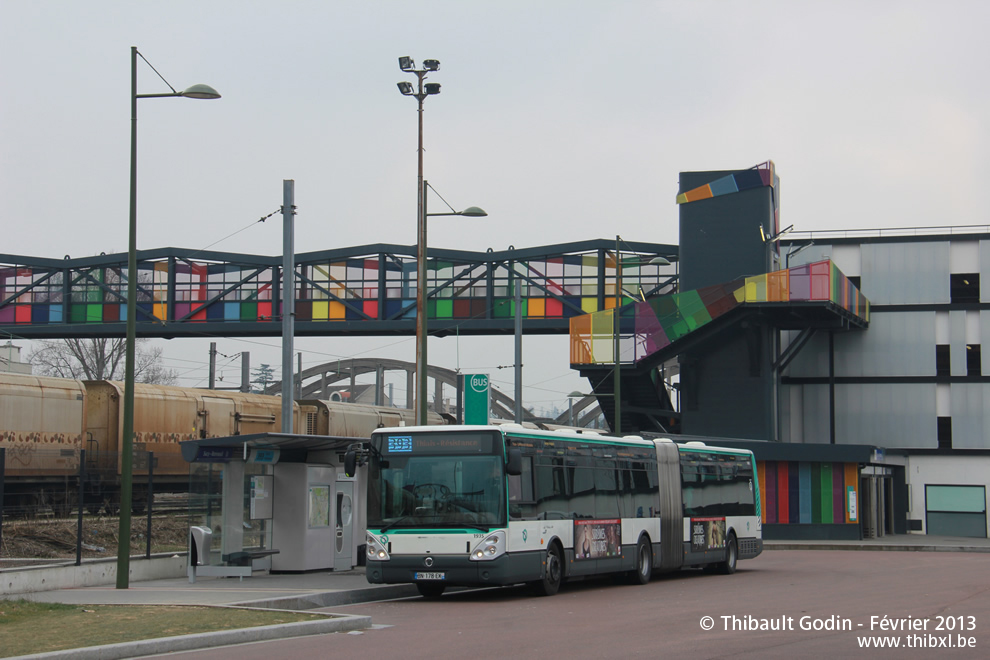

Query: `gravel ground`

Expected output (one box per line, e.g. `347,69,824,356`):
0,515,188,567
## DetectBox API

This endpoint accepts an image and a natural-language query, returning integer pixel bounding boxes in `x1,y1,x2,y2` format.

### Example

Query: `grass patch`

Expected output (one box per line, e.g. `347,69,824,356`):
0,599,326,657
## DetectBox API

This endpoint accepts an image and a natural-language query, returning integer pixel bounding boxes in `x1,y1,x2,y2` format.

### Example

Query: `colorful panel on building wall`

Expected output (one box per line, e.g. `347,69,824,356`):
676,161,781,240
570,260,869,366
757,460,860,526
676,161,777,205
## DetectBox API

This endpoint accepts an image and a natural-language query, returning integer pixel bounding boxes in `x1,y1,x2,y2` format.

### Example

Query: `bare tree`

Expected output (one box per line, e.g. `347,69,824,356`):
27,338,178,385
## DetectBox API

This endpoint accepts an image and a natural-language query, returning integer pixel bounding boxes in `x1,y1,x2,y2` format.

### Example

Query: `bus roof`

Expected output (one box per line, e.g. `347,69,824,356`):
369,425,754,456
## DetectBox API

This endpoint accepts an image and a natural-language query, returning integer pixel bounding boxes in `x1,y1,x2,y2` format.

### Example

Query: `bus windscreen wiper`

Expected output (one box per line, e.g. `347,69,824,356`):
380,515,412,533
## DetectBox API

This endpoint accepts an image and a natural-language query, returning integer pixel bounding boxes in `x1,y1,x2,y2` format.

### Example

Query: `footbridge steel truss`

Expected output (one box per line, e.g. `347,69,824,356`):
0,240,678,340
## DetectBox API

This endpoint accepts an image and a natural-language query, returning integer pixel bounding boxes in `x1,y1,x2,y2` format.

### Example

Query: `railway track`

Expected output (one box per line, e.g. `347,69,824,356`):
1,492,212,520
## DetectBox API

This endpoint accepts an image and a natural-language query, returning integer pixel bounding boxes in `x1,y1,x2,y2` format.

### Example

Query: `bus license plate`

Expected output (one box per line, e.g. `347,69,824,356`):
415,572,445,581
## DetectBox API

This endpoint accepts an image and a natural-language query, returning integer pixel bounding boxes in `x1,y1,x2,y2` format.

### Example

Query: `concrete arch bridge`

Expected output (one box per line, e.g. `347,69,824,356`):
262,357,603,428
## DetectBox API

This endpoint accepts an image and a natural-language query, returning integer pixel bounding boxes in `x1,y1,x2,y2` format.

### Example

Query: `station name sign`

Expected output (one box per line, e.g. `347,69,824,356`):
194,447,235,463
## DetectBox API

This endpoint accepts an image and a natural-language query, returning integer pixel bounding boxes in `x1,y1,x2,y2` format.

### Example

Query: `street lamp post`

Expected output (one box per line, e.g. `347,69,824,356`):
614,236,623,436
397,57,486,425
420,183,486,420
120,47,219,589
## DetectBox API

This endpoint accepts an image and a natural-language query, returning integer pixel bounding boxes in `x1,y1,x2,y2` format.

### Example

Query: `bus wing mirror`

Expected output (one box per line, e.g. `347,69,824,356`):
344,449,358,478
506,448,523,476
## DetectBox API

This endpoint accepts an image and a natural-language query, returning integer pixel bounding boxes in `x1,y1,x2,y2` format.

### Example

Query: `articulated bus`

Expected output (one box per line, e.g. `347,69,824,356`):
347,424,762,598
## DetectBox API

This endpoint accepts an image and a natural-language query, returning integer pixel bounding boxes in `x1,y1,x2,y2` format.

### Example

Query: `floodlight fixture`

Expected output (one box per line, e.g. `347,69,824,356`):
399,56,415,71
761,223,794,243
423,59,440,71
397,81,415,95
424,82,441,95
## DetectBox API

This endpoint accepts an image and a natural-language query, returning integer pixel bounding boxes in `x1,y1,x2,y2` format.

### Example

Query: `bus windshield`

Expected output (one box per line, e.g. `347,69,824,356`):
368,431,506,530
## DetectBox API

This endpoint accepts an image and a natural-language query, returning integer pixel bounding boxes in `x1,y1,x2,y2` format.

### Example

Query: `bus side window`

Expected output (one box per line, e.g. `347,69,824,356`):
509,454,536,520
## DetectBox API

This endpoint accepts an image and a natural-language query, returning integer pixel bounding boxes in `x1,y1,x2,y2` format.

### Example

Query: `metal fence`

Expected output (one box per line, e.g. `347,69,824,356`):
0,447,193,569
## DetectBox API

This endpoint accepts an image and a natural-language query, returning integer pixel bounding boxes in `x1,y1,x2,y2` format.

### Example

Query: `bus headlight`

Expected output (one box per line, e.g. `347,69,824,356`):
366,533,390,561
469,530,506,562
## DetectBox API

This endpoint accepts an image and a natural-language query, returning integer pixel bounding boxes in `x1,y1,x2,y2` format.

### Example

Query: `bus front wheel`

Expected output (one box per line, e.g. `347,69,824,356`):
717,533,738,575
531,543,563,597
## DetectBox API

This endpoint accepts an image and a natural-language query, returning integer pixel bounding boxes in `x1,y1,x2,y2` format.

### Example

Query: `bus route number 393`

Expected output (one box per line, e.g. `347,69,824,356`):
415,572,445,580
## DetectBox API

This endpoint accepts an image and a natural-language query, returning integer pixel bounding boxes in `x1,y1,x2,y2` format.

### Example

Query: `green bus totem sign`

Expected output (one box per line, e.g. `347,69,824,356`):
464,373,490,425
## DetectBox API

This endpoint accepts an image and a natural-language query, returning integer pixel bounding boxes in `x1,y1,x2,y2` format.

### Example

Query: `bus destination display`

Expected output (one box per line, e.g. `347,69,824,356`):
382,433,494,455
387,436,414,453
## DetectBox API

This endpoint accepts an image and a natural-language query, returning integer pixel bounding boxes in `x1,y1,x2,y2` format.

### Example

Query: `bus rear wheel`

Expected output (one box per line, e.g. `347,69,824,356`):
531,543,563,596
416,582,446,599
629,537,653,585
717,533,737,575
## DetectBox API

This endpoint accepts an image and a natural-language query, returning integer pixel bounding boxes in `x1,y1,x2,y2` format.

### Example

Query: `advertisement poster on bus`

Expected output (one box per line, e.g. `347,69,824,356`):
691,517,726,552
574,519,621,559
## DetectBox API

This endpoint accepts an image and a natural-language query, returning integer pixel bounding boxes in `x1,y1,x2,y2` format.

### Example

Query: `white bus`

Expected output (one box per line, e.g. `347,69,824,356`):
346,425,762,597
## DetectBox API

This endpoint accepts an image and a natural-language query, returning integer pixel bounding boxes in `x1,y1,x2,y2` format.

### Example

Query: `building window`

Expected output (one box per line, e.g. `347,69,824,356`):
950,274,980,304
847,275,861,290
936,344,950,378
967,344,981,377
937,417,952,450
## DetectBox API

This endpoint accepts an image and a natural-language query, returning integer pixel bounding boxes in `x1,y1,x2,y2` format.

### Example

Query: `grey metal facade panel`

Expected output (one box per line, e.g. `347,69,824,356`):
783,383,937,449
780,384,798,443
949,384,990,450
800,384,831,445
982,311,990,375
833,311,936,377
783,311,935,377
835,383,936,449
860,242,950,304
949,310,968,377
981,240,990,303
779,384,832,444
781,331,831,378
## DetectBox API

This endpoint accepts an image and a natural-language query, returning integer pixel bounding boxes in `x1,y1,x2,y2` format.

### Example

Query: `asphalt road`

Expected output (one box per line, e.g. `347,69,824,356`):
150,550,990,659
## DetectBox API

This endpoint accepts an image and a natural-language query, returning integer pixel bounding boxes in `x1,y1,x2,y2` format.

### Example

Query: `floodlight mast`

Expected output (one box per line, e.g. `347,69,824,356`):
397,56,441,426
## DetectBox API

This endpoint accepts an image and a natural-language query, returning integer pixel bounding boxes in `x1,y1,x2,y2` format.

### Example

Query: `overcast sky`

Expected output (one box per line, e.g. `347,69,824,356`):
2,1,988,414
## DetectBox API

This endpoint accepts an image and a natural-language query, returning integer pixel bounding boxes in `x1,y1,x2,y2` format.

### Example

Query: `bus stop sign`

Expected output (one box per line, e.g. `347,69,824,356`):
464,374,490,425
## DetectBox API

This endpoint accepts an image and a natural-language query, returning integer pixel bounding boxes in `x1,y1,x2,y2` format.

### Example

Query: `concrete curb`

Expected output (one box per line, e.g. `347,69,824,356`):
765,543,990,553
232,583,422,610
6,611,373,660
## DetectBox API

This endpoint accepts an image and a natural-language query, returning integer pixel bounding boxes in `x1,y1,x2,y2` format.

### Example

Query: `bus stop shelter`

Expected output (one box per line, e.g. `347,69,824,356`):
180,433,366,577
